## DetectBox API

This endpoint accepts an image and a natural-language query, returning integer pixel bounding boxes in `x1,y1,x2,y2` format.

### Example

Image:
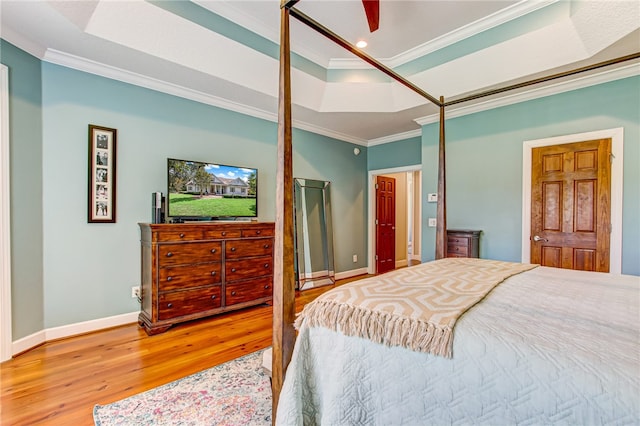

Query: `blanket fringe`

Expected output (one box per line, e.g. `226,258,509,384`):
295,300,453,358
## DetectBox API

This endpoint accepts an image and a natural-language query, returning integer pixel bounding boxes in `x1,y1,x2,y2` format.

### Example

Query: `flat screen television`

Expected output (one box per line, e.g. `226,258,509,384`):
167,158,257,221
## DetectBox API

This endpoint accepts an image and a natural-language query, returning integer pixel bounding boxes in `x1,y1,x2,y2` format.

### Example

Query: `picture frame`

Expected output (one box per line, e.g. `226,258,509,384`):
88,124,117,223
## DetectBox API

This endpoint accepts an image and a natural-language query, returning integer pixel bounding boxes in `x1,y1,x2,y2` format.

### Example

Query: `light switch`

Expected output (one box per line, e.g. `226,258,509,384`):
427,193,437,202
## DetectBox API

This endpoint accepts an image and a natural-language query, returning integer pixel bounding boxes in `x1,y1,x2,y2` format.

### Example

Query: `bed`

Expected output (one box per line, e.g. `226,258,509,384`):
270,1,640,422
276,258,640,425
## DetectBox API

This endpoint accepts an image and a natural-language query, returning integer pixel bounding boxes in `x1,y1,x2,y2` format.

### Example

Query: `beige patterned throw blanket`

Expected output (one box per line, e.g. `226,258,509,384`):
295,258,538,358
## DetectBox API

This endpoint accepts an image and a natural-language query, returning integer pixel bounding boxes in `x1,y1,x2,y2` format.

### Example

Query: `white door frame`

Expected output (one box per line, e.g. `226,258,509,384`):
521,127,623,273
1,64,12,361
368,164,422,275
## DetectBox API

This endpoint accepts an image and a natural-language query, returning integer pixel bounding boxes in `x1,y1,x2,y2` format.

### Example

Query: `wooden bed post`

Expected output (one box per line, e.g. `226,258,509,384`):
435,96,447,259
272,1,297,420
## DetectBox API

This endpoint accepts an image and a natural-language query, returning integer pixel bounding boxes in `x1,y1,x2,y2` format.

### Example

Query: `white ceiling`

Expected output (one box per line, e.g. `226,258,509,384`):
1,0,639,145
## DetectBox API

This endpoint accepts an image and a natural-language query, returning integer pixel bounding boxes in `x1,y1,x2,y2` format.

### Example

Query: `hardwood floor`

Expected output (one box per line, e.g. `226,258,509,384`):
0,276,367,425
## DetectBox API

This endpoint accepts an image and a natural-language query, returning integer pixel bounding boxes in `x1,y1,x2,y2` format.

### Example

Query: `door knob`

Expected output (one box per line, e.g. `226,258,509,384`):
533,235,548,242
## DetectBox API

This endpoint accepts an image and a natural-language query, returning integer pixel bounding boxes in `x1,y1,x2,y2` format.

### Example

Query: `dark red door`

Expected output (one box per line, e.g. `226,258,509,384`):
376,176,396,274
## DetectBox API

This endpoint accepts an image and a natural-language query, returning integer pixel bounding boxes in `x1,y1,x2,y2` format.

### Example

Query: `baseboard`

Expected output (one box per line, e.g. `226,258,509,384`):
10,269,370,357
12,311,139,357
395,259,408,268
335,267,368,280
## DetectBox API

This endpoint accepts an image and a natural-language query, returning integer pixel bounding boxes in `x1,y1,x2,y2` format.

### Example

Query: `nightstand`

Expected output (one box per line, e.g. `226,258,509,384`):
446,229,481,258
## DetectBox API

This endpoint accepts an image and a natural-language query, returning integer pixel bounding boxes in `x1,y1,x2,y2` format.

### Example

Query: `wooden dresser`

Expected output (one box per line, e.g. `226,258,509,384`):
138,222,274,335
446,229,481,258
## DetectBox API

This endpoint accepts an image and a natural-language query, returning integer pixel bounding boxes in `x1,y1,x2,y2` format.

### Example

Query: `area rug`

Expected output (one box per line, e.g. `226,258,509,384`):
93,349,271,426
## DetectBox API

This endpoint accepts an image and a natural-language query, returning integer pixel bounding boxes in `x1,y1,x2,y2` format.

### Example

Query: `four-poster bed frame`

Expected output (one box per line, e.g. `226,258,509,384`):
272,0,640,416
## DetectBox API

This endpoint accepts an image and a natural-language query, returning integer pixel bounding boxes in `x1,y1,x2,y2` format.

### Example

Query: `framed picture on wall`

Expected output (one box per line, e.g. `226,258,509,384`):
88,124,117,223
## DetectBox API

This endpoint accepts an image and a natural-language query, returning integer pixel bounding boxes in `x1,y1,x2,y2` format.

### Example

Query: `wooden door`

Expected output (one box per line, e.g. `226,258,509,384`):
530,139,611,272
376,176,396,274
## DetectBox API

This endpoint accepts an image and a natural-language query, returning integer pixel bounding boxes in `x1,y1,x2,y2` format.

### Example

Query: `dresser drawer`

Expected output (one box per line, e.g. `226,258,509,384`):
159,263,222,291
156,230,204,242
158,286,222,320
226,277,272,306
226,257,272,281
225,238,273,259
241,227,274,238
203,229,241,239
158,242,222,265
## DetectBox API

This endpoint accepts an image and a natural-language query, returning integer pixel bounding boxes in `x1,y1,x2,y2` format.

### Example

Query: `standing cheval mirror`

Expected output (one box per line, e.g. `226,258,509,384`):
294,178,335,291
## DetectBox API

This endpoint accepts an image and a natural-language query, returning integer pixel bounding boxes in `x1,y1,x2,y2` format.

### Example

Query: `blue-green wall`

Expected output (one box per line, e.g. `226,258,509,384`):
3,36,639,340
4,42,368,337
420,76,639,275
1,40,45,339
368,137,421,171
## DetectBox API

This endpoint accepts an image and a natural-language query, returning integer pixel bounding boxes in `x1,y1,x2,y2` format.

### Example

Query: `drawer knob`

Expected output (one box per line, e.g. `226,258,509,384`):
263,244,270,249
222,232,226,236
211,271,216,276
256,230,261,234
264,285,270,289
230,247,236,252
264,263,269,268
231,291,236,296
211,295,216,300
231,268,236,272
166,276,173,282
166,252,173,257
210,248,217,253
167,303,173,308
179,233,185,238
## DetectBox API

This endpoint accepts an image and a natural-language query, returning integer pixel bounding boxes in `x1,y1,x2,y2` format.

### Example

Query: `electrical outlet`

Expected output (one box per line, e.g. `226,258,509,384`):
352,254,358,263
428,218,437,227
132,286,141,299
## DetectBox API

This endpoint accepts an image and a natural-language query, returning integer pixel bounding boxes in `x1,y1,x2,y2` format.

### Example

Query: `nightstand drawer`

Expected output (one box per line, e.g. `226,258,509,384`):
447,236,470,246
447,244,469,256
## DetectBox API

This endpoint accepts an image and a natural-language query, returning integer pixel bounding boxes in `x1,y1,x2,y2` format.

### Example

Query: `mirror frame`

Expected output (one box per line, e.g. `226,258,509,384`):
294,178,335,290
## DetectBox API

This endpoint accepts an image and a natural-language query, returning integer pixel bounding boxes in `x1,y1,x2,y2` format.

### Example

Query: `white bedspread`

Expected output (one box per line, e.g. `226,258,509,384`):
276,266,640,425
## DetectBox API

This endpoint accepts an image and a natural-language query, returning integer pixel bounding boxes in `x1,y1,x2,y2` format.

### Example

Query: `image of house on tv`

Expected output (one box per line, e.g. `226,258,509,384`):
186,175,250,197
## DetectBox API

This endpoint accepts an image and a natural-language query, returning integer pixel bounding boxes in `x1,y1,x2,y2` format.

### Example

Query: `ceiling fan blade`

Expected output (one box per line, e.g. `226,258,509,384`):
361,0,379,32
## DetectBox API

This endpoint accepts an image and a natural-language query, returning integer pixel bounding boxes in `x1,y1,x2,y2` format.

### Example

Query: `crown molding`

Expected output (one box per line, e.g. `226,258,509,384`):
330,0,558,70
368,129,422,146
42,49,367,145
43,49,277,119
413,63,640,126
41,49,638,148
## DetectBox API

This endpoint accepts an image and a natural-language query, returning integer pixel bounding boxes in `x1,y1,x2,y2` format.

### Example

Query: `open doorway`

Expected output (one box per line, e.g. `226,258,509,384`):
368,165,422,275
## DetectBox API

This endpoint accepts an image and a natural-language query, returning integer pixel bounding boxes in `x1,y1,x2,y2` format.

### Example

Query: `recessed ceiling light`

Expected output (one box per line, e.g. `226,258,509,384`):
356,40,368,48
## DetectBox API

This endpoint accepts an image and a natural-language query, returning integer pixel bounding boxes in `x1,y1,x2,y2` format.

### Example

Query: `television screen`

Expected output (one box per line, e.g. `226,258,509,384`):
167,158,257,220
